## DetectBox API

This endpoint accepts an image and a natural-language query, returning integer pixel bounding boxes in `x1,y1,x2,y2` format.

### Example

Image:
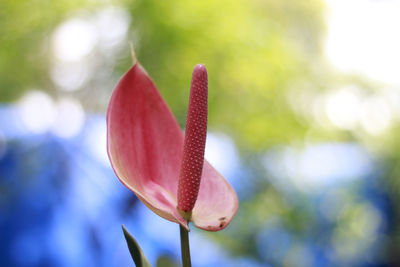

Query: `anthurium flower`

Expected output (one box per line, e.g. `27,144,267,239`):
107,55,238,231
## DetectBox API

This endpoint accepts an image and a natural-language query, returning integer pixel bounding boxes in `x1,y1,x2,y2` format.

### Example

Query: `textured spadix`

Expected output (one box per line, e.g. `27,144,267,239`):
107,60,238,231
177,64,208,213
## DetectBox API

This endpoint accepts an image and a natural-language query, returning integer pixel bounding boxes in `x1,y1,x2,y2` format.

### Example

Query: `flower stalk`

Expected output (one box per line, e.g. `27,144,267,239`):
180,225,192,267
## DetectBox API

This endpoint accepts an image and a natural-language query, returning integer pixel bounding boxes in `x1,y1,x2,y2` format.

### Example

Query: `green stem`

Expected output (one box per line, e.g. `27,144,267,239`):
179,224,192,267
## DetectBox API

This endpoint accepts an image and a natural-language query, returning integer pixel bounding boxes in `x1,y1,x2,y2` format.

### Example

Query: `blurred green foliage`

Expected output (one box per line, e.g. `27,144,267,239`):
0,0,78,100
0,0,326,150
130,0,325,150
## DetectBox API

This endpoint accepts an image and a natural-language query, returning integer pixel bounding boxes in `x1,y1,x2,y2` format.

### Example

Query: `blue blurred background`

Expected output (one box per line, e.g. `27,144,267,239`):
1,0,400,266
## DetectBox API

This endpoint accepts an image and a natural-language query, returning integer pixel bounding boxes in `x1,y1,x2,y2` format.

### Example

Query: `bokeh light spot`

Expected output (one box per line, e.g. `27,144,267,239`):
51,97,85,138
17,90,56,134
52,18,96,62
325,87,361,130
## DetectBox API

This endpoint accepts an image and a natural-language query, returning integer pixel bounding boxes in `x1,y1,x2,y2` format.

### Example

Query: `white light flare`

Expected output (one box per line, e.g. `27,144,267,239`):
94,7,131,50
18,90,56,134
359,96,392,136
52,18,96,62
50,7,131,92
205,132,240,180
264,143,372,194
84,117,109,166
50,62,90,92
325,0,400,85
51,98,85,139
325,87,361,130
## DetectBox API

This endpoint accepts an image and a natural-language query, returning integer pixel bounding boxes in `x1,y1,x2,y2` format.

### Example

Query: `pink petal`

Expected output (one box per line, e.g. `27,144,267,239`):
107,62,238,231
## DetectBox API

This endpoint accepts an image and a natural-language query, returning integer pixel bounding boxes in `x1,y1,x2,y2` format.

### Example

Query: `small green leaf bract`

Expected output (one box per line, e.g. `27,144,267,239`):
122,225,152,267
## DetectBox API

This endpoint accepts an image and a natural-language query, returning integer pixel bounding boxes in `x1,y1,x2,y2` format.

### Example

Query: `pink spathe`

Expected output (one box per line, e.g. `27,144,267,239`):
107,60,238,231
